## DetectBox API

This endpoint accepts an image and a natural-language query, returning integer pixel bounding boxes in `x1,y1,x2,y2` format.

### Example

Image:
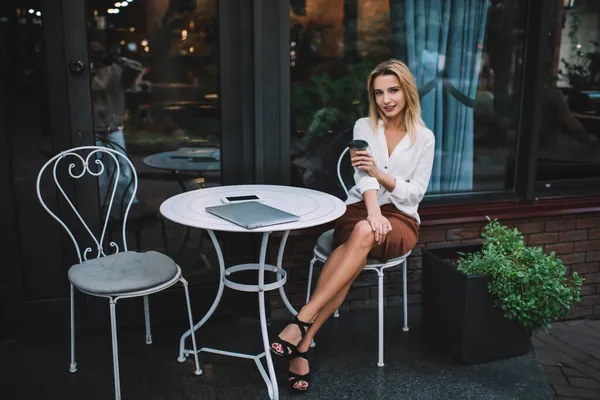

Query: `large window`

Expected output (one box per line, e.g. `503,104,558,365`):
289,0,527,199
536,0,600,190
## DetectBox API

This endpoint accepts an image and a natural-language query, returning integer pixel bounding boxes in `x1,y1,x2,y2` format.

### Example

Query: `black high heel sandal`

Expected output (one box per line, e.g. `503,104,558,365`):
269,315,313,358
288,347,311,393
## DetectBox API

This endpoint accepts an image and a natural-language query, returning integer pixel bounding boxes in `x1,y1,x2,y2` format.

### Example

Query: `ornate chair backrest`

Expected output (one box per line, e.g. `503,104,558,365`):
94,135,134,219
35,146,138,264
336,147,351,197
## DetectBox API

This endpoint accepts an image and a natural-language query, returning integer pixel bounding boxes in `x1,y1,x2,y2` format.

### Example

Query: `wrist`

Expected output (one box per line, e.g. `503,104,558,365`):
367,210,382,218
372,167,383,180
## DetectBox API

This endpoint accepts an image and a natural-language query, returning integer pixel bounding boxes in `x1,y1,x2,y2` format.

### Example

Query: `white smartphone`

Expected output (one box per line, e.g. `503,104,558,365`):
220,194,263,204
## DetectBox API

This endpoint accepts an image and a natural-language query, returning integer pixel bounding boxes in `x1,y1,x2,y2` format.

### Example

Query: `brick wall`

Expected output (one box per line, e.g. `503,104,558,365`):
269,212,600,320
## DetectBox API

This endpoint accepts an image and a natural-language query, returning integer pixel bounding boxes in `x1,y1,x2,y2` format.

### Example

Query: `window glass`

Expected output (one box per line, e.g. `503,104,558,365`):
537,0,600,184
289,0,526,198
87,0,220,272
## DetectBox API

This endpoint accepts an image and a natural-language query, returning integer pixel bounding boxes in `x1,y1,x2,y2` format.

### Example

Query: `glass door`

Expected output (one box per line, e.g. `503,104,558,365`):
84,0,222,281
2,0,265,337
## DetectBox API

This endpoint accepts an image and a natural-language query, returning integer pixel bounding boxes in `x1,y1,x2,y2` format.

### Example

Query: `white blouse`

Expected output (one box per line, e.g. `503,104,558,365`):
346,117,435,224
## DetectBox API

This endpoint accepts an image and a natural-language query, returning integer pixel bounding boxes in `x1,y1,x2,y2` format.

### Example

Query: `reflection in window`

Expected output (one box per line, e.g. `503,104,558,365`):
290,0,525,198
87,0,220,271
537,0,600,183
89,0,220,153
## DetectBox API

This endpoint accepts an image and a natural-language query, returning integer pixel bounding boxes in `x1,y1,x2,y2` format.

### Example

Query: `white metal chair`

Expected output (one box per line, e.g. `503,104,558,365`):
305,147,411,367
36,146,201,400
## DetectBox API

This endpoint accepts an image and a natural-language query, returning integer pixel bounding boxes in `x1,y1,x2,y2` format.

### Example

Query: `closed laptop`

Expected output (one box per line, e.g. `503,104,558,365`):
205,201,299,229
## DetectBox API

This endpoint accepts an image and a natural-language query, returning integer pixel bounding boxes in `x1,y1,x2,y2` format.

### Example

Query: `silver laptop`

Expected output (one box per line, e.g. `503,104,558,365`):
205,201,300,229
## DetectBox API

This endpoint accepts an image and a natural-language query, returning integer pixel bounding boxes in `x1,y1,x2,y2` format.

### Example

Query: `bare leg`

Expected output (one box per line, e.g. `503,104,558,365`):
271,221,375,354
272,243,350,353
297,220,375,323
277,221,376,390
288,266,364,389
300,263,364,350
311,244,352,299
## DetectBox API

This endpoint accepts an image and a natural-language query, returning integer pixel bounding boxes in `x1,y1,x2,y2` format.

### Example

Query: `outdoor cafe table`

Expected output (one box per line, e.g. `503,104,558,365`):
143,147,220,192
145,146,220,258
159,184,346,400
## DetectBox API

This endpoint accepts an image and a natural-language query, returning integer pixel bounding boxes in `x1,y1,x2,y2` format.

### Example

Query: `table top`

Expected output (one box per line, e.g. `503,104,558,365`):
159,184,347,233
143,147,220,172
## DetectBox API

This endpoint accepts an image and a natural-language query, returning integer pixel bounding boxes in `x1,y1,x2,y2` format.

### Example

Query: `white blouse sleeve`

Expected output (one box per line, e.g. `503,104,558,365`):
351,119,380,195
390,134,435,206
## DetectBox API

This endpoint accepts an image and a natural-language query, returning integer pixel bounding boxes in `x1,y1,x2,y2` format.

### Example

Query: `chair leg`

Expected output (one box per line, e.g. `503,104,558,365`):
143,296,152,344
305,256,317,304
403,260,409,332
69,283,77,373
181,278,202,375
109,299,122,400
307,255,317,348
377,272,385,367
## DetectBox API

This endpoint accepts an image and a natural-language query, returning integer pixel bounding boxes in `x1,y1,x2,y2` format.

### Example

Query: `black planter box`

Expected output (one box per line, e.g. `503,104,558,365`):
421,244,531,364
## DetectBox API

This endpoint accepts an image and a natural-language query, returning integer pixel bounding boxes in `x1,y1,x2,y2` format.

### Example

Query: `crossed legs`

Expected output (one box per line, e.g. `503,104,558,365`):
272,220,377,387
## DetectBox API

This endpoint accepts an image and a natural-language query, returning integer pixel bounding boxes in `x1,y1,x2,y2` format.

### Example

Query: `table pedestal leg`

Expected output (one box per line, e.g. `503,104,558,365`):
178,230,296,400
257,233,279,400
276,231,298,317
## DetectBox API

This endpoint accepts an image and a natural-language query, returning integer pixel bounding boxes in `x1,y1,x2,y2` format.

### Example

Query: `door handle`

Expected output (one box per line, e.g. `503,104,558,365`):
68,60,86,75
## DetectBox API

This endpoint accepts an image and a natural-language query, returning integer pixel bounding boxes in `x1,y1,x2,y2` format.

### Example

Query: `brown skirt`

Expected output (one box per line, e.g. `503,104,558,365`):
333,202,419,262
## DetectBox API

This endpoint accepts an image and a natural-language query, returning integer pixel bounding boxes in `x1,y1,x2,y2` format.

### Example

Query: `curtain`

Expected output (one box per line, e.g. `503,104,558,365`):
390,0,489,192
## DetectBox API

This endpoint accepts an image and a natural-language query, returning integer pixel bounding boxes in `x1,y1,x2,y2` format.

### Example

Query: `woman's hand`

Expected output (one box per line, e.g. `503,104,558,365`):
366,213,393,245
352,150,380,178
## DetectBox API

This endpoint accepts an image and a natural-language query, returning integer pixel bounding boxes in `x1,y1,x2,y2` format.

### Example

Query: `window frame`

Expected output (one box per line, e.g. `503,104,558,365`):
219,0,290,185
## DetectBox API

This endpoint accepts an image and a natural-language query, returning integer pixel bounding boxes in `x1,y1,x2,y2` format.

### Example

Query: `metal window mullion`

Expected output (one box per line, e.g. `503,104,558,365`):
278,1,291,185
514,0,552,201
253,0,264,183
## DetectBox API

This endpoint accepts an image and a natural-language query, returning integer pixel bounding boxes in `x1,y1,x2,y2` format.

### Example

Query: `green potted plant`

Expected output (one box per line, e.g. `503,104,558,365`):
421,218,584,364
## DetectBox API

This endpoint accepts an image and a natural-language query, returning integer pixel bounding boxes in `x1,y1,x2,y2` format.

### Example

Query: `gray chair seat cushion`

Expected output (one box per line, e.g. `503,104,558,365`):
315,229,410,264
68,251,179,295
316,229,336,255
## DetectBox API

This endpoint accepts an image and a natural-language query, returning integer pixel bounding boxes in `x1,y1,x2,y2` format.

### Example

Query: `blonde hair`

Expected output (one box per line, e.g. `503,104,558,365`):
367,59,424,145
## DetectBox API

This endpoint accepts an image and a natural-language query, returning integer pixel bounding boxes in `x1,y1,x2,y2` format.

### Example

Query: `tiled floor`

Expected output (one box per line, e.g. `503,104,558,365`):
1,306,552,400
533,320,600,400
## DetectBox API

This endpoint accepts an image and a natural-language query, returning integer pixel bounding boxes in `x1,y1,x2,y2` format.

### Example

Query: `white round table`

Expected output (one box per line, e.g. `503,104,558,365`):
160,184,346,400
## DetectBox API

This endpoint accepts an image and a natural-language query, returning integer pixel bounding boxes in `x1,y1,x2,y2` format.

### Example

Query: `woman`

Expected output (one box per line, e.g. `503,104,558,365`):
270,59,435,392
